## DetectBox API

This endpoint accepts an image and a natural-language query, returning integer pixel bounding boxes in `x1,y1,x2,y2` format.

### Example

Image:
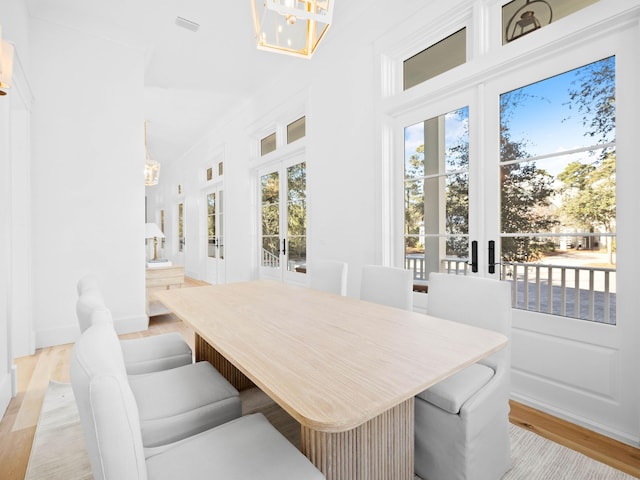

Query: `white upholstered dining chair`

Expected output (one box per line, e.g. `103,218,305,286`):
415,273,512,480
70,321,325,480
360,265,413,311
81,308,242,449
309,259,348,296
76,278,193,375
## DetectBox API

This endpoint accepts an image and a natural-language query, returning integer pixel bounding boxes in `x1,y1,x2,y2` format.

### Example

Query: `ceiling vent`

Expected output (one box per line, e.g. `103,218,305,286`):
175,16,200,32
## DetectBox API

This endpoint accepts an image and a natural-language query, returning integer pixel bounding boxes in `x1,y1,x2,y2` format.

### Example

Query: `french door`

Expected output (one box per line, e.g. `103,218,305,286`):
394,32,635,443
204,185,225,285
258,155,307,285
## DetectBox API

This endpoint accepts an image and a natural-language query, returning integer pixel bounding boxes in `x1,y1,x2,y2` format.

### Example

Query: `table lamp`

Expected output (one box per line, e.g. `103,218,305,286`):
145,222,165,261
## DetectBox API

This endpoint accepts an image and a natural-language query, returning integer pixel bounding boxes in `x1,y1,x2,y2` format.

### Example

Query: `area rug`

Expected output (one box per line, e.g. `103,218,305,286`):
24,381,92,480
26,381,636,479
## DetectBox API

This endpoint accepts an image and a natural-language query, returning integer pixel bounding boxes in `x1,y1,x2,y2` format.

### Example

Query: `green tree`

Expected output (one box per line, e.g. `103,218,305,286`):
500,90,558,262
555,56,616,263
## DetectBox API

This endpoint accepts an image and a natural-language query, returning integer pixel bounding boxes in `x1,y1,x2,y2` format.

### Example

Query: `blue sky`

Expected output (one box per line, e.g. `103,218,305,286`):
405,56,615,178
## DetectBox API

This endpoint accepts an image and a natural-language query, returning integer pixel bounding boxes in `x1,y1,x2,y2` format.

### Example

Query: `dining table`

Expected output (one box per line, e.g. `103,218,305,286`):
154,280,508,480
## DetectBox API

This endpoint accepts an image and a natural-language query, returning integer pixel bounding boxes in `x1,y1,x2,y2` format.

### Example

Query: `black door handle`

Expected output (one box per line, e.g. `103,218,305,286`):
488,240,496,274
282,238,287,255
471,240,478,273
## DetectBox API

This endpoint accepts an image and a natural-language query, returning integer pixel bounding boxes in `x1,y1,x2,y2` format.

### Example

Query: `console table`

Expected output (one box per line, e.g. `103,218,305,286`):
146,265,184,316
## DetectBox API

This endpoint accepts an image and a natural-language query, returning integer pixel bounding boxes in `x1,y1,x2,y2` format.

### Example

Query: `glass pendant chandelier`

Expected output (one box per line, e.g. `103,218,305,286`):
252,0,334,59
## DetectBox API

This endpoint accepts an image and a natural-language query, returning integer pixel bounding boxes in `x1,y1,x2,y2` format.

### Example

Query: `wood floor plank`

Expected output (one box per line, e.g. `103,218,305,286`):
12,348,57,431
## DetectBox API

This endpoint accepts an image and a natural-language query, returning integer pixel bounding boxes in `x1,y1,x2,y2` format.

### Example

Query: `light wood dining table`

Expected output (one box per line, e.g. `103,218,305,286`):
154,280,507,480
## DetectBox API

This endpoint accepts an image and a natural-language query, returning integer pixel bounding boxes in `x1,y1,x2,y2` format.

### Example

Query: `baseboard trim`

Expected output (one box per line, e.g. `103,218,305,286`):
35,324,79,348
510,391,640,447
36,313,149,348
0,372,12,420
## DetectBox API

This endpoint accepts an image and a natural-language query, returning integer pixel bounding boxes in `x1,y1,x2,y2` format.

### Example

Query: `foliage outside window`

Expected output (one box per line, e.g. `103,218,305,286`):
261,172,280,267
207,193,217,258
286,162,306,272
207,192,224,260
178,202,185,253
260,162,306,273
404,107,469,281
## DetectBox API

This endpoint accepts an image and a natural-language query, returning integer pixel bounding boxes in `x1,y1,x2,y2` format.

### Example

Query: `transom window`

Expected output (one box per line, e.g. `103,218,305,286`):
403,28,466,91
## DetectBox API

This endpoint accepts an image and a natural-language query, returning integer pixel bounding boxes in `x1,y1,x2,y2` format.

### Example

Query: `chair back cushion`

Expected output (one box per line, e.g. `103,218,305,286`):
77,274,101,296
426,273,511,336
70,322,146,480
76,291,106,333
427,273,511,369
360,265,413,311
309,260,348,296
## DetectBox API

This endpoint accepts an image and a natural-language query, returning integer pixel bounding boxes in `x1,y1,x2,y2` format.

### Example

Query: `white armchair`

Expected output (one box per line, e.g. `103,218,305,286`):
70,322,324,480
76,282,193,374
415,273,512,480
78,308,242,449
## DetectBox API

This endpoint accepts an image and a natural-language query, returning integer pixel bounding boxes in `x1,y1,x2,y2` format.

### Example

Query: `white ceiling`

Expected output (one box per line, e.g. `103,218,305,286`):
25,0,351,164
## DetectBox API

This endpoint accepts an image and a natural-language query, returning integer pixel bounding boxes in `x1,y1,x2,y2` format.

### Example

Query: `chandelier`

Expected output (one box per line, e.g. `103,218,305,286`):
0,25,14,96
252,0,334,59
144,122,160,186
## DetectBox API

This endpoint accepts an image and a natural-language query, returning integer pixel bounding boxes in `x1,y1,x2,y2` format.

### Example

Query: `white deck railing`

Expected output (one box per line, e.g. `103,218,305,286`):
406,256,469,279
405,255,616,324
502,262,616,324
262,249,280,268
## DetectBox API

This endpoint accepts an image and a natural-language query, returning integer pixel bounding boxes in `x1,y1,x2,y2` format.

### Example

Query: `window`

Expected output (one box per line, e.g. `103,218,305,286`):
207,191,224,260
287,116,306,144
286,162,307,272
403,28,466,90
503,0,599,44
259,160,307,277
499,56,616,323
261,132,277,156
404,106,470,281
178,202,185,253
206,167,213,181
260,171,280,268
160,210,166,249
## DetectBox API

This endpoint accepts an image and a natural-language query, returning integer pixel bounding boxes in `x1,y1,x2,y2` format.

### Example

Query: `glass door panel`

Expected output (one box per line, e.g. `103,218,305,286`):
499,56,616,324
258,159,307,283
204,186,226,284
286,161,307,274
404,106,470,281
260,171,281,271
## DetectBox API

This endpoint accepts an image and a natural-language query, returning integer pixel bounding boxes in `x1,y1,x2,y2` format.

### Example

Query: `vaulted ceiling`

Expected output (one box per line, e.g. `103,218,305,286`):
25,0,353,165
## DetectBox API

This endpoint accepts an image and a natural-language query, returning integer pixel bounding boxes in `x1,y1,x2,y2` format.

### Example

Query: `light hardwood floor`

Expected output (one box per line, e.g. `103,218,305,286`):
1,280,639,479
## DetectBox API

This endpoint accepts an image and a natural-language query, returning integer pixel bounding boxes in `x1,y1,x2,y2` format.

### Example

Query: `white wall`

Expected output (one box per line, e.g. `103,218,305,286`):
29,18,146,346
0,0,33,416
